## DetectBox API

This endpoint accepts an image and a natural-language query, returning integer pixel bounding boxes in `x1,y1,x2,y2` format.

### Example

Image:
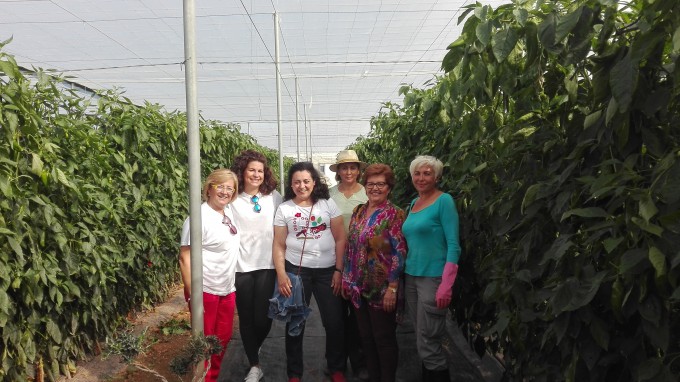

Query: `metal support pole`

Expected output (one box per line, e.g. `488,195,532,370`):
304,104,309,161
182,0,203,334
275,12,284,194
295,77,300,162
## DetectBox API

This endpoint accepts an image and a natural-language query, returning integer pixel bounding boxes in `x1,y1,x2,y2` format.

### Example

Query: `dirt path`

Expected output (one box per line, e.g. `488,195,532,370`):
58,285,188,382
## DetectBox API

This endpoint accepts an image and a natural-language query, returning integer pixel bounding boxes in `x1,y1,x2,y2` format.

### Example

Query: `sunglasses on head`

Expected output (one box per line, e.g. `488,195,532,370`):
251,195,261,213
222,215,238,235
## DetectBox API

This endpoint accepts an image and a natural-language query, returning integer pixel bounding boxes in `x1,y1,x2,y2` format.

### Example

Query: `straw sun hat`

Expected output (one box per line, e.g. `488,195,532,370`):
329,150,368,172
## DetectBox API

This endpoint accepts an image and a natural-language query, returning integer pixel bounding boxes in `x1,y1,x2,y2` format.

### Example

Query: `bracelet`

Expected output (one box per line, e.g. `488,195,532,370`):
387,286,397,293
334,268,342,273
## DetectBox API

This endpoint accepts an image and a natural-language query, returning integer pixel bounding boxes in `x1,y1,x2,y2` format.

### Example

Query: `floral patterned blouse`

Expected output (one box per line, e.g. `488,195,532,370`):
342,200,407,310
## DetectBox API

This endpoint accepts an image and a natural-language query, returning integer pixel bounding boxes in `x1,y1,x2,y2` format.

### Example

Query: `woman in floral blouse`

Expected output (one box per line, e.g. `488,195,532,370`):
341,163,407,382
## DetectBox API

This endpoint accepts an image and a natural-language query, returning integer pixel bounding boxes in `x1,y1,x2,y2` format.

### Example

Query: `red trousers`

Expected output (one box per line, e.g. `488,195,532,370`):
201,291,236,382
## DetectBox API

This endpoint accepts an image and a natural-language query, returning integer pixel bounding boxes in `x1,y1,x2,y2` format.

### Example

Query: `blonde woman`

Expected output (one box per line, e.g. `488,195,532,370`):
179,168,240,382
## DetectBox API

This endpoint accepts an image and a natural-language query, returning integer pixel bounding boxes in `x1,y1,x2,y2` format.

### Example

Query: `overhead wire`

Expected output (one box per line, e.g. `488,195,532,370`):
236,0,301,115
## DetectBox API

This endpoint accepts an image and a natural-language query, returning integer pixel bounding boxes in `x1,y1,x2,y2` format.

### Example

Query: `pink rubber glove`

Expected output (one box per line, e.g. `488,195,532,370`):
435,262,458,309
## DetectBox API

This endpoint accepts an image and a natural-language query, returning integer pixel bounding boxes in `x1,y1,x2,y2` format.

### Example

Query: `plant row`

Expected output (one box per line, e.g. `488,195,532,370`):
351,0,680,380
0,40,283,381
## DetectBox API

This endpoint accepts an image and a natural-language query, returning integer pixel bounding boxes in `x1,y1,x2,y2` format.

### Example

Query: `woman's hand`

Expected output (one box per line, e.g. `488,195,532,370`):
331,271,342,296
383,286,397,312
278,273,293,298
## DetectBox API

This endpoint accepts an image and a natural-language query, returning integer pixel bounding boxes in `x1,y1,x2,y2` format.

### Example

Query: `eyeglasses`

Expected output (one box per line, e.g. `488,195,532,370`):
222,215,238,235
365,182,388,190
212,184,235,194
251,195,262,213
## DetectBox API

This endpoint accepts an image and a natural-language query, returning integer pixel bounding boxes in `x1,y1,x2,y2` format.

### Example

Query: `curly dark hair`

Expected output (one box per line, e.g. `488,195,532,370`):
283,162,330,203
230,150,278,195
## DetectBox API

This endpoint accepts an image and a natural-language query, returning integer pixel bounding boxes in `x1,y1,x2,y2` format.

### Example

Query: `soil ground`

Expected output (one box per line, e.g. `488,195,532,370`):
60,285,504,382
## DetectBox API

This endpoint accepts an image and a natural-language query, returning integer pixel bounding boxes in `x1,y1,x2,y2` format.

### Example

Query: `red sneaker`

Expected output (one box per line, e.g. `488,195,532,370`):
288,378,301,382
330,371,346,382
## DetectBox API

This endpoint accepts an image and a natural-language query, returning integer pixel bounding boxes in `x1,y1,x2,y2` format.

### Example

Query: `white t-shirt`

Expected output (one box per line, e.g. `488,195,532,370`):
231,190,283,272
274,198,341,268
180,202,239,295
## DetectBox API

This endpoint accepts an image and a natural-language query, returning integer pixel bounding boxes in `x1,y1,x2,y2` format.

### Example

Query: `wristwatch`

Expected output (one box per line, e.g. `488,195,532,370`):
387,286,397,294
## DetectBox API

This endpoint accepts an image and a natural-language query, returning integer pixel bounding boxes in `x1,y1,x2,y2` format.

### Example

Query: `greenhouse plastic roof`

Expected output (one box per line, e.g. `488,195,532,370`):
0,0,506,156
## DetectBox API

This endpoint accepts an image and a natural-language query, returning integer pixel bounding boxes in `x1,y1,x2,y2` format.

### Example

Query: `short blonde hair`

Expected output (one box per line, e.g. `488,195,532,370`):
409,155,443,179
202,169,239,203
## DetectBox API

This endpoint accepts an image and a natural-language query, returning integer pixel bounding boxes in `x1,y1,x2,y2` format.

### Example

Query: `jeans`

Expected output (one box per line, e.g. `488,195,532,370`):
202,291,236,382
235,269,276,366
285,261,346,378
354,298,398,382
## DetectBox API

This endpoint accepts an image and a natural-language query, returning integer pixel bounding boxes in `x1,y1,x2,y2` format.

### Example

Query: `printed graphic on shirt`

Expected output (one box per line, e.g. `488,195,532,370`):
293,211,327,240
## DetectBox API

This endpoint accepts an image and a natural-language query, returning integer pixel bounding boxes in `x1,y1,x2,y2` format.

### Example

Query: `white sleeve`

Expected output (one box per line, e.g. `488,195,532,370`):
325,198,342,219
274,203,286,227
180,217,191,246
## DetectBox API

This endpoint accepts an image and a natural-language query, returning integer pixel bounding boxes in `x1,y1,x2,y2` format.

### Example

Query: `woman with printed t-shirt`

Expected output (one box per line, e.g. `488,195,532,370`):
179,168,240,382
230,150,283,382
273,162,348,382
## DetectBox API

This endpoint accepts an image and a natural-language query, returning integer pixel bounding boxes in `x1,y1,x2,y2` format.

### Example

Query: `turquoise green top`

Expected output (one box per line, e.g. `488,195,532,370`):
402,193,461,277
329,184,368,232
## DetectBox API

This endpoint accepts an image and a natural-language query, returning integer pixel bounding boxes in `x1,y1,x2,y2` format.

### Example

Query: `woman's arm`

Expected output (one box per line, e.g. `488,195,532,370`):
272,225,292,297
329,215,346,296
178,245,191,301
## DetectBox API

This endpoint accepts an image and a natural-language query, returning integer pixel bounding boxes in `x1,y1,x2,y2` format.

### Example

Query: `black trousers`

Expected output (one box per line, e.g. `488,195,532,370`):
235,269,276,366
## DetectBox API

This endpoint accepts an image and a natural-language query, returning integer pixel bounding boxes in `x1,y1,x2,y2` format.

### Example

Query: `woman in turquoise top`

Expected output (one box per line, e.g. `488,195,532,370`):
402,155,461,382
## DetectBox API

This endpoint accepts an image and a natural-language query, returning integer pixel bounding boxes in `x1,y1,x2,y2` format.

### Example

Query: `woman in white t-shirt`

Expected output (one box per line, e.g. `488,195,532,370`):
179,168,240,382
273,162,348,382
230,150,283,382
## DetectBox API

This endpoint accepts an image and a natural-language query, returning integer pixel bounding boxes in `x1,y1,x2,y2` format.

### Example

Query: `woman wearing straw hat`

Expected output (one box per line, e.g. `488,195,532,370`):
329,149,370,381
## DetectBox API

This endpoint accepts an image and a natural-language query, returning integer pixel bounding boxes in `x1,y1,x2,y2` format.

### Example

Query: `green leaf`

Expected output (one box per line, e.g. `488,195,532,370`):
589,317,610,350
611,277,624,321
513,8,528,26
605,96,618,126
55,168,73,189
471,162,487,174
632,217,663,237
521,184,541,213
492,28,518,63
671,287,680,301
603,237,624,254
555,6,582,43
648,247,666,278
46,319,63,344
637,358,662,381
561,207,609,221
673,26,680,53
639,194,658,222
31,154,44,177
609,51,635,112
538,13,556,47
7,236,24,262
620,249,646,274
476,21,492,47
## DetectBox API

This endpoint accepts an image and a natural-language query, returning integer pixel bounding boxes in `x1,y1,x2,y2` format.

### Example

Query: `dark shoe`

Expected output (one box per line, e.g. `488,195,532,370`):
421,363,431,382
355,367,370,381
430,368,450,382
